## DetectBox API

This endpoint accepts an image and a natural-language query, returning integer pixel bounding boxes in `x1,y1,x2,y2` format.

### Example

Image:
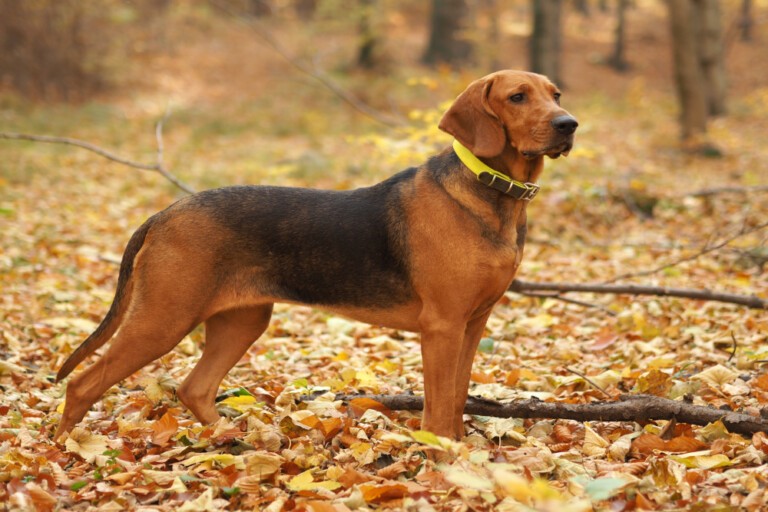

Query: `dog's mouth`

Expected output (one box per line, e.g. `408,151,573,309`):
521,138,574,160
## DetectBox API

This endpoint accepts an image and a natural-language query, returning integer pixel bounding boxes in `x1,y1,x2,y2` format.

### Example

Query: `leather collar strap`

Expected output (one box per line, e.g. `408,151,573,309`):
452,139,540,201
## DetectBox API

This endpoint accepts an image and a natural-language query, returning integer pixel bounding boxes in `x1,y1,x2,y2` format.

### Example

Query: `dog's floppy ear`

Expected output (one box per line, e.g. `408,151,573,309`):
438,76,506,158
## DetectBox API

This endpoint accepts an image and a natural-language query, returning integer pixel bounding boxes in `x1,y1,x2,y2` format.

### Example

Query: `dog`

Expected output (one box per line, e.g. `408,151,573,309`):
54,70,577,441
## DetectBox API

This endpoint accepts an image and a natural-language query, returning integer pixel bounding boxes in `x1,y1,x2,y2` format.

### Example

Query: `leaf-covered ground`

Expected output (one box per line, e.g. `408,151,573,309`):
2,5,768,511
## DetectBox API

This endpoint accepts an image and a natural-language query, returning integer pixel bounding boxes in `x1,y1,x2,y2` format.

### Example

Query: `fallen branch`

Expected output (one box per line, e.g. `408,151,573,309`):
509,279,767,309
321,393,768,436
684,184,768,198
0,121,196,195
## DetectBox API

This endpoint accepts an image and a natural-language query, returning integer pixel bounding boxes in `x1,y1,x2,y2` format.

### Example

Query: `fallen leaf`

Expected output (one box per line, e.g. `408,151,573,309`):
64,428,109,463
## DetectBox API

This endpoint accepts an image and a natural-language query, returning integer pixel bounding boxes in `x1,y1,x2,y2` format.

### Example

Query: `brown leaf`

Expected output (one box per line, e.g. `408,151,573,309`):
359,482,409,503
151,411,179,446
349,397,391,418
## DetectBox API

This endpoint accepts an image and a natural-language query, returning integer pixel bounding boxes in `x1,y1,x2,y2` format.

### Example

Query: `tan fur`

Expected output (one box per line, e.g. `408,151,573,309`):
54,70,576,440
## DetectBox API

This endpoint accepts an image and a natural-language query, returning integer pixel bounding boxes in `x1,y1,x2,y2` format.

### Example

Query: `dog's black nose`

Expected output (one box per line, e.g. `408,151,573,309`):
551,115,578,135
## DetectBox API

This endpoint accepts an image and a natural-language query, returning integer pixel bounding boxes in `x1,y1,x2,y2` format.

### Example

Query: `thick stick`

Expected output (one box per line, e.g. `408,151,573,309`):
324,393,768,436
508,279,766,309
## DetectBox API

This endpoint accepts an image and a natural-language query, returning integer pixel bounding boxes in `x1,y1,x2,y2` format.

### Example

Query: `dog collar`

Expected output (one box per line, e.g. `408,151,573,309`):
452,140,540,201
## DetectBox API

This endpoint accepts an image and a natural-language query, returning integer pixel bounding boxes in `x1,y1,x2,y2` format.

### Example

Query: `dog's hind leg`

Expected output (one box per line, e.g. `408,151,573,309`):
55,308,199,440
177,304,274,424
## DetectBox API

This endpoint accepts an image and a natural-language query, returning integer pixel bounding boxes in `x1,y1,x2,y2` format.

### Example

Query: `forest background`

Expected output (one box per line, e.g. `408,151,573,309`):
1,1,767,510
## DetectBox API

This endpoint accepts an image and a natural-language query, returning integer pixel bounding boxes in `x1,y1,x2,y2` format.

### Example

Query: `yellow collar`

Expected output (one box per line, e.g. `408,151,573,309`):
452,140,540,201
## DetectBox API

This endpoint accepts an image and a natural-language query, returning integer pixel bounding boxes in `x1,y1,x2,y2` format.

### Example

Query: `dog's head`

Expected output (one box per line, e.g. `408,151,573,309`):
439,70,577,159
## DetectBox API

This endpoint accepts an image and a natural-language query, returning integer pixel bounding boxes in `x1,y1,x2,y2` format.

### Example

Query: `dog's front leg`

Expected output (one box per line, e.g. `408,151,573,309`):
419,308,468,439
451,310,493,436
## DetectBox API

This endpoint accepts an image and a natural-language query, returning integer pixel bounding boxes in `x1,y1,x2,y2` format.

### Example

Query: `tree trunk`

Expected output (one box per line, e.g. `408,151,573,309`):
740,0,753,41
695,0,727,116
608,0,629,71
357,0,379,68
668,0,709,141
423,0,474,66
573,0,590,16
529,0,563,85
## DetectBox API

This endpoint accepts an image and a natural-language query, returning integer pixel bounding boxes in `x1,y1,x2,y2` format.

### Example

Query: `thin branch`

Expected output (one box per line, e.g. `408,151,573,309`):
508,279,767,309
565,367,612,399
317,393,768,436
208,0,403,127
603,219,768,284
684,184,768,198
516,290,617,316
0,128,196,195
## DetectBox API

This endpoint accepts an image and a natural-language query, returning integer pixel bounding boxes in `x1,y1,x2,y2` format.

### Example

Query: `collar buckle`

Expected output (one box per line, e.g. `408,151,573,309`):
518,182,540,201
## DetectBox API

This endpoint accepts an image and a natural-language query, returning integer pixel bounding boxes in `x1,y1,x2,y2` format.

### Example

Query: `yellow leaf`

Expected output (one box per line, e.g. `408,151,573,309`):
670,451,732,469
582,425,609,457
245,452,282,480
286,470,342,491
692,365,738,387
444,467,494,491
64,427,109,463
411,430,442,446
182,453,245,470
218,394,260,412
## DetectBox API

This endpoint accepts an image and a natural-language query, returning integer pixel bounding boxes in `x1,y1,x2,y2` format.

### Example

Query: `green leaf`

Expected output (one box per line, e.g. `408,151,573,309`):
582,477,626,501
222,486,240,498
478,337,495,353
70,481,88,491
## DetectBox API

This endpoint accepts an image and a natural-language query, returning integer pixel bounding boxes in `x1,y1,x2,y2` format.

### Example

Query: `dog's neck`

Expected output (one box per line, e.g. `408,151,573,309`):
482,145,544,185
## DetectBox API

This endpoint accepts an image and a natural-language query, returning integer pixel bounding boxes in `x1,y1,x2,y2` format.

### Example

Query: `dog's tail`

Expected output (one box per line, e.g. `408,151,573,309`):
56,216,156,382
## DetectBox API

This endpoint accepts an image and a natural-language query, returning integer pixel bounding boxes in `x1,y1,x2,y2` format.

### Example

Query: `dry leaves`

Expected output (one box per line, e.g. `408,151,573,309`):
2,5,768,511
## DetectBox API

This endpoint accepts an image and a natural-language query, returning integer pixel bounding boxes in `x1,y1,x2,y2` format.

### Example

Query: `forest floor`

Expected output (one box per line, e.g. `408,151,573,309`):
1,3,768,511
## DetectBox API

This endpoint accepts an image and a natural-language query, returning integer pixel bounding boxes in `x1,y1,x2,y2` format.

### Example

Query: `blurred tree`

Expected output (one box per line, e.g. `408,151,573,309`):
295,0,318,19
740,0,753,41
357,0,380,68
0,0,113,101
696,0,726,116
668,0,726,144
573,0,590,16
247,0,272,17
423,0,474,66
607,0,630,71
530,0,563,84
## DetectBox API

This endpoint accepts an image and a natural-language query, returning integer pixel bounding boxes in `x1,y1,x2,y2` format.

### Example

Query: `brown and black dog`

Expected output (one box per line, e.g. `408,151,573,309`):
54,70,576,441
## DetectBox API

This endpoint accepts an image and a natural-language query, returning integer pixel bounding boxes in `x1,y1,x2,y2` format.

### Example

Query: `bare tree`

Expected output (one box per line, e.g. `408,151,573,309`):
530,0,563,85
740,0,753,41
607,0,630,71
423,0,474,66
668,0,726,143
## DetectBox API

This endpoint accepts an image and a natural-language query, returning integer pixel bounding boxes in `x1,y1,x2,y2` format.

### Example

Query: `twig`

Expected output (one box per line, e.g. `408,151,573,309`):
684,184,768,198
565,367,612,399
517,291,617,316
0,128,196,195
728,332,737,363
208,0,403,127
314,393,768,436
508,279,767,309
603,219,768,284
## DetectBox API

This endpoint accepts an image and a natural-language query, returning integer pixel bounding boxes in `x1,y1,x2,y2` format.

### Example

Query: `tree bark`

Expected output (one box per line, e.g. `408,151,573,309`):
322,393,768,436
357,0,380,68
668,0,709,141
423,0,474,66
740,0,753,41
608,0,630,71
695,0,727,116
530,0,563,85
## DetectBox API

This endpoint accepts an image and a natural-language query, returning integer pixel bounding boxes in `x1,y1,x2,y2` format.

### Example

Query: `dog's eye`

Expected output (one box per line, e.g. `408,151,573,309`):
509,93,525,103
554,92,561,104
